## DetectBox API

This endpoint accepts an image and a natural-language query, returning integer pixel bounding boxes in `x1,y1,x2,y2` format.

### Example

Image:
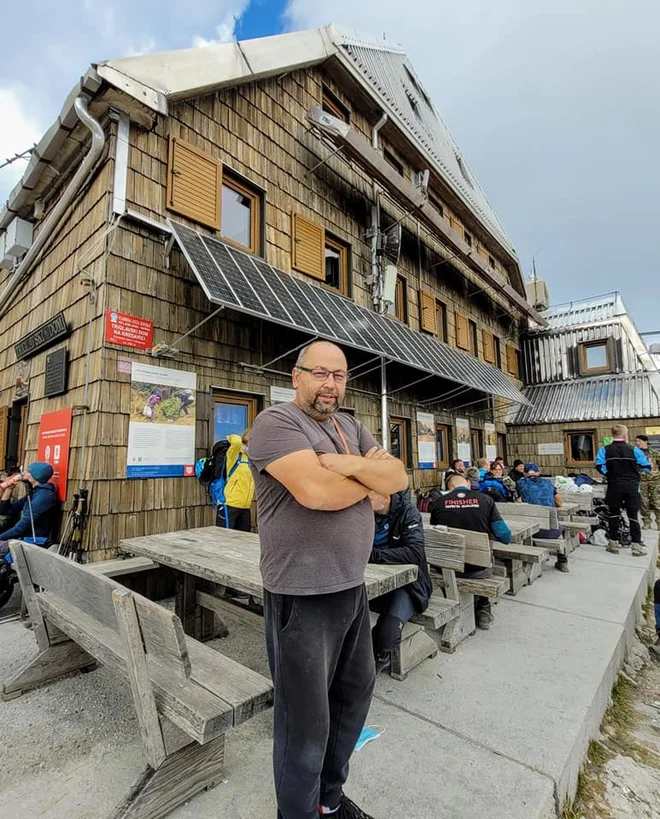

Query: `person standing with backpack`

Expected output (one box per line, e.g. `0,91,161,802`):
217,430,255,531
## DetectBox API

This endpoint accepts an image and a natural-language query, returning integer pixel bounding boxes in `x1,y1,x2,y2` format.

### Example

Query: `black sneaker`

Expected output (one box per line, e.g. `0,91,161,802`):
334,795,375,819
374,652,391,674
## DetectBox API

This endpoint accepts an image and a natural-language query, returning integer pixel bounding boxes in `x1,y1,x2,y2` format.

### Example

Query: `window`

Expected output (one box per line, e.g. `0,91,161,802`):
324,234,350,295
221,171,261,254
579,341,612,375
212,393,259,445
394,275,408,322
469,320,478,357
436,300,448,343
488,255,495,269
494,336,502,369
384,146,405,176
166,137,221,230
464,230,473,248
455,313,470,351
565,431,596,465
5,400,27,472
429,191,444,218
390,417,411,468
471,428,483,461
322,86,350,123
419,290,437,333
436,424,451,468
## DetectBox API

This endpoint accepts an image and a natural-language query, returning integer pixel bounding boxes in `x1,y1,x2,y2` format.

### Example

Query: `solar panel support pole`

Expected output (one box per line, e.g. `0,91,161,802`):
381,358,389,451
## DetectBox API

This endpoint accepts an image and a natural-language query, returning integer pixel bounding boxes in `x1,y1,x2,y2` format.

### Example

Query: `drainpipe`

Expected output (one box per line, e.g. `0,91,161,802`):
0,97,106,317
371,112,389,448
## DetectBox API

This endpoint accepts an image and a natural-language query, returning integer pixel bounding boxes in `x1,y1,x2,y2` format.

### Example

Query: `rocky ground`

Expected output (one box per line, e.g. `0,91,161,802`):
568,585,660,819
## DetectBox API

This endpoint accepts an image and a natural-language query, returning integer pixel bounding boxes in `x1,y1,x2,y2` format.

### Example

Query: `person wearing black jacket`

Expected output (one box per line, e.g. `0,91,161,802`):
369,489,432,671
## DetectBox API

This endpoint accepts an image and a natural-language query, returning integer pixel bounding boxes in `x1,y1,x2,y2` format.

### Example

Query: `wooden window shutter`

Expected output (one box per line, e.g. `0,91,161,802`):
477,246,489,262
506,345,519,376
292,213,325,280
166,137,221,230
455,313,470,350
0,406,7,467
450,217,463,237
419,291,437,334
482,330,496,364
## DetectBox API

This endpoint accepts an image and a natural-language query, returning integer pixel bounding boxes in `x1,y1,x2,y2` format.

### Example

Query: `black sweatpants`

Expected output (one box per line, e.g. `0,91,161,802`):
263,585,376,819
606,484,642,544
458,563,493,615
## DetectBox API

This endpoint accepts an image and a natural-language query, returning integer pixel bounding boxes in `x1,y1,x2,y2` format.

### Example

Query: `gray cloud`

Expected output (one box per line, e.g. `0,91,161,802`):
286,0,660,331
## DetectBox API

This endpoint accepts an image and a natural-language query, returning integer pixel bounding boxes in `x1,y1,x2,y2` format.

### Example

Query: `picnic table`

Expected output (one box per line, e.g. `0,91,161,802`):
121,527,418,641
420,513,539,545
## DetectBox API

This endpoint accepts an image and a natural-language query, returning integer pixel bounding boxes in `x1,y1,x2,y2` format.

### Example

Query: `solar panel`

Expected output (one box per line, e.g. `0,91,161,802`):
168,220,529,405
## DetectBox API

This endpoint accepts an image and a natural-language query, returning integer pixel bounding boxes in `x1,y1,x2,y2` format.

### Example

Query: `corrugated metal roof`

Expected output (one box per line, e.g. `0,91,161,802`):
508,372,660,425
97,24,516,258
531,292,626,331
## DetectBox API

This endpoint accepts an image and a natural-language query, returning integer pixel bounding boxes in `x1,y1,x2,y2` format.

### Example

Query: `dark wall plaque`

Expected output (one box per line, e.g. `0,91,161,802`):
44,347,69,397
14,312,69,360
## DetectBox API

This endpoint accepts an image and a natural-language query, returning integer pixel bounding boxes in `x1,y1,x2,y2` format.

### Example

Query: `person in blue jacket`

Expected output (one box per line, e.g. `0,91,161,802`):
595,424,650,556
0,462,59,558
479,461,514,501
518,464,569,572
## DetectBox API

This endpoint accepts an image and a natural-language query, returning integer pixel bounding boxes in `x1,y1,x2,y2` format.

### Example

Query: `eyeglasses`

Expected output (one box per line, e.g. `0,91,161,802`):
296,366,349,383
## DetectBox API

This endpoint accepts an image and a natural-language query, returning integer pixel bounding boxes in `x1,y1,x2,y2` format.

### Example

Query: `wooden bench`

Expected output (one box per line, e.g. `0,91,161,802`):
498,503,570,555
491,541,550,593
414,529,479,653
2,542,273,819
87,556,158,577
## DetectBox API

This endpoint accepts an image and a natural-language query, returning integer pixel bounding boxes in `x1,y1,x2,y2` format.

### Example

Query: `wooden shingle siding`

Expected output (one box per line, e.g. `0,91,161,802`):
166,137,221,230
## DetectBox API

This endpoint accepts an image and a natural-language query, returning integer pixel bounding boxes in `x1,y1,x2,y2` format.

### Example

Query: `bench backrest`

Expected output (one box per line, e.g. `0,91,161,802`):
424,528,466,572
422,515,491,567
16,542,191,680
497,503,554,528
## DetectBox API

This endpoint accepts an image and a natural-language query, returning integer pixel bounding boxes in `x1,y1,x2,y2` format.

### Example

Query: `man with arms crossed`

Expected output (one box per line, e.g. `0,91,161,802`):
249,341,408,819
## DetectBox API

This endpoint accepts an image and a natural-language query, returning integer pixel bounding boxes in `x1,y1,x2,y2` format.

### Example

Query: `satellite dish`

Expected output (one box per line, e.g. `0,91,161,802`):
378,224,402,264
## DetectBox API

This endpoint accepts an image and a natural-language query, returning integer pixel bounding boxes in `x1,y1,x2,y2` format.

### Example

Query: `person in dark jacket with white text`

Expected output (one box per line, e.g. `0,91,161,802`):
369,489,432,672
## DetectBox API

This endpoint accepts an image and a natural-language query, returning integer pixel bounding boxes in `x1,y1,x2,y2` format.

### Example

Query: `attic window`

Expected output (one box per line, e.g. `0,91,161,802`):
579,341,613,375
322,86,350,123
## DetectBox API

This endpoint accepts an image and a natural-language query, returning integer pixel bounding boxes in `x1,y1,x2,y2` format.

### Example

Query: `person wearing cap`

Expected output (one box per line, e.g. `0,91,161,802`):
0,462,59,557
517,463,569,572
508,460,526,485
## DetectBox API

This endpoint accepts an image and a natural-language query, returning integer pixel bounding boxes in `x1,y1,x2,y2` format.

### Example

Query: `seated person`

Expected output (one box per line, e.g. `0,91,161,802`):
509,459,526,485
429,473,511,631
517,463,568,573
443,458,465,490
369,489,432,672
476,457,490,480
465,466,481,490
479,461,515,501
0,463,59,558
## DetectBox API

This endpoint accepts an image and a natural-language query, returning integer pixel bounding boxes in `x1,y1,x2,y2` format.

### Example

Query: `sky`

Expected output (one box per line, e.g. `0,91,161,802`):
1,0,659,334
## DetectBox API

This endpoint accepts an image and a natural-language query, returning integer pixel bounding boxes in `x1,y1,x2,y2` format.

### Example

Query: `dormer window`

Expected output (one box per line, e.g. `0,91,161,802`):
579,341,613,375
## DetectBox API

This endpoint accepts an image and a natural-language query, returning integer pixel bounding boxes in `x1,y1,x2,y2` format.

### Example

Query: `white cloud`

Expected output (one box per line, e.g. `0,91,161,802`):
0,87,44,206
192,3,250,47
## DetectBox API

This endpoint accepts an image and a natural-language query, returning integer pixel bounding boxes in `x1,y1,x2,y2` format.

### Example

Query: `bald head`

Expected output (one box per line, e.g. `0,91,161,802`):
292,341,348,421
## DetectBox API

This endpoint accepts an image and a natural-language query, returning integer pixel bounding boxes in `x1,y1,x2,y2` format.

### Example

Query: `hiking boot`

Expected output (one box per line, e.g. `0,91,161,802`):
476,610,492,630
555,560,570,573
631,543,648,557
319,795,374,818
374,652,391,674
643,520,652,531
606,540,620,554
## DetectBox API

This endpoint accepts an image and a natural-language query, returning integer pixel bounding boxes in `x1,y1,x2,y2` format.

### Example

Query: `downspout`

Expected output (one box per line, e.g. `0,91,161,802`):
371,112,389,449
0,97,106,317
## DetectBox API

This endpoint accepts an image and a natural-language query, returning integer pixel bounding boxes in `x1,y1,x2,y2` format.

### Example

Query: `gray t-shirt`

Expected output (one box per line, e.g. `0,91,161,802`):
248,402,379,595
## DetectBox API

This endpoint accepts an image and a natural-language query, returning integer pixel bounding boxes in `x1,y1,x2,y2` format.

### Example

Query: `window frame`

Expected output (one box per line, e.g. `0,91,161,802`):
212,392,259,446
390,416,412,469
324,233,350,296
436,299,448,344
220,169,263,255
464,230,473,248
383,145,405,176
565,430,597,466
469,320,479,357
429,190,444,218
579,340,613,375
394,275,408,323
436,424,451,469
322,86,350,123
